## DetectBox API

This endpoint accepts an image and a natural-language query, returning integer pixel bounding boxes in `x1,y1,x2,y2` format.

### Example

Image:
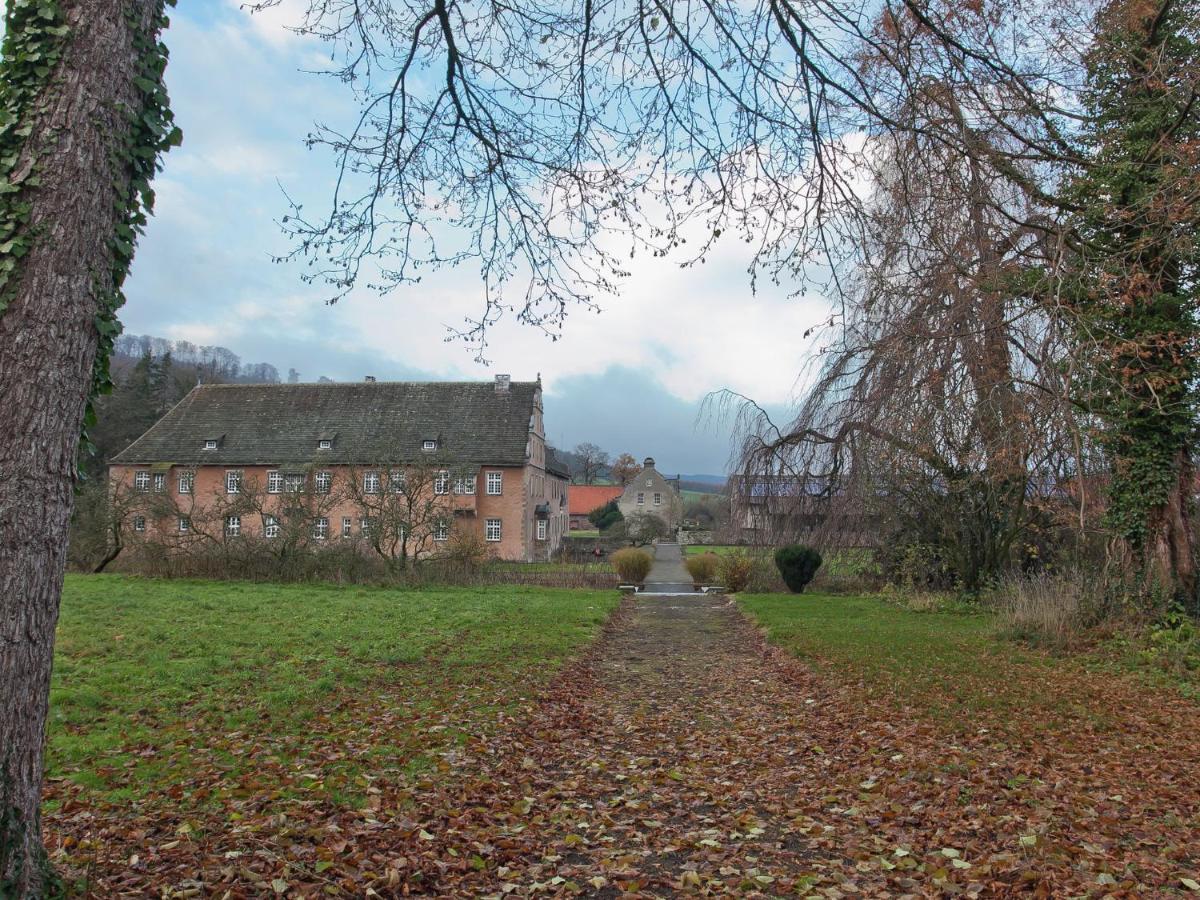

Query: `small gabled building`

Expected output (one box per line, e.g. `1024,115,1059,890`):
617,457,682,532
567,484,624,530
110,375,568,561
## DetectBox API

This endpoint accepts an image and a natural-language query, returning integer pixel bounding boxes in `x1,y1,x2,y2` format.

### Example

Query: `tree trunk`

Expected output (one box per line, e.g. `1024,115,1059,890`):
1147,450,1197,605
0,2,166,893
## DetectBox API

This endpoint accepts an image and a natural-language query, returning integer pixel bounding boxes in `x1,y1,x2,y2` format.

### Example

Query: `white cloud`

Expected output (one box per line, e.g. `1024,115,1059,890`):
224,0,313,49
332,226,829,406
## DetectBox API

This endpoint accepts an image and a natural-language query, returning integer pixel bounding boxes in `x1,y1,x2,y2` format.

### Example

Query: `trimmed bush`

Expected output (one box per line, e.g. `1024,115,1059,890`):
718,549,754,593
774,544,823,593
685,552,719,585
612,547,653,583
588,499,623,531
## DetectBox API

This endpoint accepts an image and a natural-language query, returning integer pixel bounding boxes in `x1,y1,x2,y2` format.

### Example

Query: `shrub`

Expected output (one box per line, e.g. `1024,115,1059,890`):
612,547,653,583
588,499,623,531
747,553,788,592
987,571,1124,649
685,552,719,584
439,528,494,568
614,513,671,546
774,544,823,593
718,549,754,593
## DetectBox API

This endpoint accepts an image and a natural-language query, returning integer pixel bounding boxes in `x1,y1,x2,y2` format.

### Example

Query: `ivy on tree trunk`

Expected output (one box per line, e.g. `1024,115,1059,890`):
1065,0,1200,605
0,0,178,893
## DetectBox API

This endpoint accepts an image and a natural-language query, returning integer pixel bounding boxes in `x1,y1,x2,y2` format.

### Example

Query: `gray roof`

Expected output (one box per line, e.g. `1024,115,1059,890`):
546,448,570,479
112,381,540,467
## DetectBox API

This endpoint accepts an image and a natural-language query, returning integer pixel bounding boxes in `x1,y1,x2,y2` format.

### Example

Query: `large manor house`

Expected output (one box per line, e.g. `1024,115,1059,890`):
110,376,572,561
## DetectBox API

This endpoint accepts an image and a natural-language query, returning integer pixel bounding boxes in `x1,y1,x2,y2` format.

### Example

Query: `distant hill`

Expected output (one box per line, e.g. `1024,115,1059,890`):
678,475,727,494
680,473,728,485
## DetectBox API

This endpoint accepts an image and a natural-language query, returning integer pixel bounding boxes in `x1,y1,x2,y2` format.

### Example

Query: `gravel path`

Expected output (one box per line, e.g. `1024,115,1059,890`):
642,542,693,593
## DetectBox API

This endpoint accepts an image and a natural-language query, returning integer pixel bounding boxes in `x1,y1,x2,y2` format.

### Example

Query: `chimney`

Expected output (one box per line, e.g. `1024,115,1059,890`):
364,375,376,383
494,373,511,393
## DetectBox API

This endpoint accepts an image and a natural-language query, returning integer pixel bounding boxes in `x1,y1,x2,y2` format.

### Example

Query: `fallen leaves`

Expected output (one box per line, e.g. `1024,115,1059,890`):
43,593,1200,896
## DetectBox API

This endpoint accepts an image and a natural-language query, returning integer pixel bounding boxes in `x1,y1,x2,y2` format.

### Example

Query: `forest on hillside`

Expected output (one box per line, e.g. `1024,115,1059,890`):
81,334,291,480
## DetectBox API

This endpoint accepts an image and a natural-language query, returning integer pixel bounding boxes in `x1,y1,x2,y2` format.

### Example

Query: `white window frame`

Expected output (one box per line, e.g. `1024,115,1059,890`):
315,471,332,494
133,515,146,532
312,517,329,540
363,472,380,494
485,518,502,542
454,475,476,495
267,470,283,494
318,439,332,450
360,517,372,535
225,515,241,537
178,517,189,533
434,471,450,495
342,516,352,537
284,473,305,494
203,439,218,450
263,515,279,539
654,492,662,506
636,492,644,505
152,472,166,493
178,471,194,495
486,471,503,495
389,470,405,493
134,471,150,492
536,519,547,540
226,470,242,495
433,520,450,541
422,439,438,452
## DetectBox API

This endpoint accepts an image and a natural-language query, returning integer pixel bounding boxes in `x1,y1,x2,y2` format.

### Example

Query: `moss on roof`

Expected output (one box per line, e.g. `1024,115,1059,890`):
112,381,540,467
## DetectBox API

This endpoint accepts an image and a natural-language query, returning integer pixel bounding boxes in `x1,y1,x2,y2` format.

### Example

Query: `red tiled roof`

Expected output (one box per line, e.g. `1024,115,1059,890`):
569,484,624,516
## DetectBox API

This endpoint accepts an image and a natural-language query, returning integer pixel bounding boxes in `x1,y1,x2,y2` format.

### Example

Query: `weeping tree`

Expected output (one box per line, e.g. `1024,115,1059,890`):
725,82,1093,590
0,1,179,892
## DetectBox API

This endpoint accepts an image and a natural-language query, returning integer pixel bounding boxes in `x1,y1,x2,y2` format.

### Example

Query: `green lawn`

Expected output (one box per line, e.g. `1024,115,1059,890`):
737,593,1115,733
491,559,612,573
684,544,764,557
49,575,617,812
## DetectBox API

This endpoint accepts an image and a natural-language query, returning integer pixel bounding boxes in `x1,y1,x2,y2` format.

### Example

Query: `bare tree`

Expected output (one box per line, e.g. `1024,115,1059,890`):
67,478,144,574
129,468,348,572
347,455,474,570
571,442,610,485
722,76,1094,588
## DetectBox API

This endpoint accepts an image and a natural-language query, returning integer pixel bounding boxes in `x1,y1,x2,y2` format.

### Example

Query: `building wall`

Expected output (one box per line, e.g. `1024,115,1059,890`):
110,462,541,561
617,461,683,530
108,383,572,563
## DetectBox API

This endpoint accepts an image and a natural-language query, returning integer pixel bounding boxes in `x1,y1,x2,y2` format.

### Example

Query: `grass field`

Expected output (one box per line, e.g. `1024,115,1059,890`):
48,575,618,813
491,558,613,573
683,543,760,557
738,592,1198,733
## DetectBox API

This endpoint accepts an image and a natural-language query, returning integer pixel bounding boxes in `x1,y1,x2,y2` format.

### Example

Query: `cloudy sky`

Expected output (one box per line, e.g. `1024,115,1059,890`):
121,2,830,475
